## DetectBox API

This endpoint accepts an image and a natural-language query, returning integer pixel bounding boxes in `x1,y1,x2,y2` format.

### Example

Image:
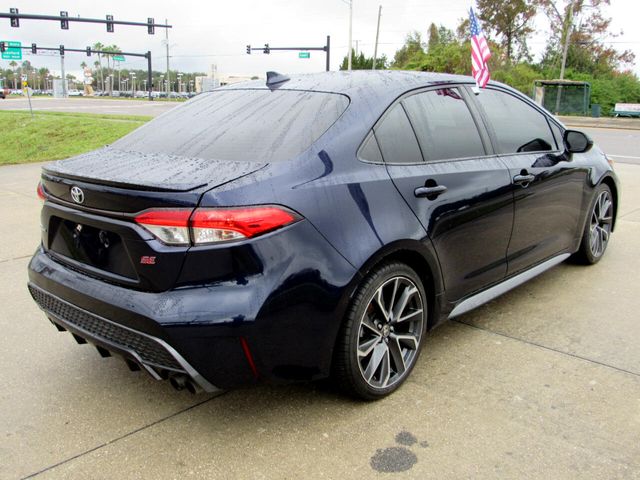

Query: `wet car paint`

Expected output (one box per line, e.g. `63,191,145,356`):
28,71,619,390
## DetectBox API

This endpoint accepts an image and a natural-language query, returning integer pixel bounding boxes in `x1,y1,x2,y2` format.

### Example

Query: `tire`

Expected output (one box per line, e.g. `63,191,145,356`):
333,262,427,400
574,184,614,265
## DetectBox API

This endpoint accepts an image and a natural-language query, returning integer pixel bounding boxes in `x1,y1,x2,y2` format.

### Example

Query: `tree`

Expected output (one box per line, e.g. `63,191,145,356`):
38,67,49,90
92,42,105,91
391,32,425,68
101,45,122,94
9,60,17,89
427,23,439,52
339,51,388,70
536,0,634,76
477,0,536,62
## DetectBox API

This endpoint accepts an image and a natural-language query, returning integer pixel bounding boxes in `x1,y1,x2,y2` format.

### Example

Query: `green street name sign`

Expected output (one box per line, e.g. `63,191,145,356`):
298,52,310,59
113,55,125,62
1,41,22,60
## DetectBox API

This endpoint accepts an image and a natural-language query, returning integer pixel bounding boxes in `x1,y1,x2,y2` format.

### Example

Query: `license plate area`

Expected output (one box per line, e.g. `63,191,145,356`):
49,217,138,280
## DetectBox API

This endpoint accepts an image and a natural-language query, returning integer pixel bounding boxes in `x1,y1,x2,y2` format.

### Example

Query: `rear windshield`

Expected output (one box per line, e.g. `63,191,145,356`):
113,89,349,162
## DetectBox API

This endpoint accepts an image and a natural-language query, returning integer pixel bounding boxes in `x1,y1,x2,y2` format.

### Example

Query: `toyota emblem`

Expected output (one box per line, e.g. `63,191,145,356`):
70,186,85,204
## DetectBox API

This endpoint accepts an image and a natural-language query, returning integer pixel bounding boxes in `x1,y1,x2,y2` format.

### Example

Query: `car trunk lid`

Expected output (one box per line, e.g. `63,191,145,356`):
40,149,266,292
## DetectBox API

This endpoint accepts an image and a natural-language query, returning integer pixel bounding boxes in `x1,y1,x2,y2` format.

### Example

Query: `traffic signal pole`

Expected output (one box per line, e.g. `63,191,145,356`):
0,9,171,33
1,43,155,100
246,36,331,72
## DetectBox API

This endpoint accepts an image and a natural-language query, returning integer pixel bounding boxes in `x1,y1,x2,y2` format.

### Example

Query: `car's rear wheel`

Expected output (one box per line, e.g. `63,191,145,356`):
575,184,614,264
333,262,427,400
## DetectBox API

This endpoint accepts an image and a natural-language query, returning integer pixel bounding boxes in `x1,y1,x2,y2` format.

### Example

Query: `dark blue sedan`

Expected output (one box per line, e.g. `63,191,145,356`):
28,71,619,399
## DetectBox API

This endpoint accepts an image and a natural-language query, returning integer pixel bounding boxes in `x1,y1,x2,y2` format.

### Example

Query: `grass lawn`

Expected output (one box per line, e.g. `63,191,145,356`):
0,110,151,165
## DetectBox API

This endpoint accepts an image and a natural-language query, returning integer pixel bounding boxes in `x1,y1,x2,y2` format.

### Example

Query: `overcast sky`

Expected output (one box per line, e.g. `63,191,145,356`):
1,0,639,79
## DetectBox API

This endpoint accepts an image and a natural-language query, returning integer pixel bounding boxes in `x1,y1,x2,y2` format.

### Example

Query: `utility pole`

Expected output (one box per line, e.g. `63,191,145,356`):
347,0,353,71
372,5,382,70
246,37,331,72
555,0,574,114
60,53,66,97
165,18,170,96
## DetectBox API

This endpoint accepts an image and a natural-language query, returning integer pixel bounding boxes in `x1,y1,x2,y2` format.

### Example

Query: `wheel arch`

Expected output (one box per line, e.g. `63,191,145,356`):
348,239,445,330
599,175,619,231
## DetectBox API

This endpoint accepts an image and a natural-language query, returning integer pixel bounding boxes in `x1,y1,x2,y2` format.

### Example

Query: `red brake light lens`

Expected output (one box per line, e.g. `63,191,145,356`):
191,206,300,243
134,206,301,246
36,182,46,201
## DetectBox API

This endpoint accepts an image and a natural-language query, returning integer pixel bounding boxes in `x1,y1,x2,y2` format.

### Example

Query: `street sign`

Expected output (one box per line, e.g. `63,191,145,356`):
1,41,22,60
113,55,125,62
298,52,310,59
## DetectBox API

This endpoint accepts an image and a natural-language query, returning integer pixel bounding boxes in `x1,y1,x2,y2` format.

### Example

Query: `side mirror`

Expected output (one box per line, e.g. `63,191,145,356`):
564,129,593,153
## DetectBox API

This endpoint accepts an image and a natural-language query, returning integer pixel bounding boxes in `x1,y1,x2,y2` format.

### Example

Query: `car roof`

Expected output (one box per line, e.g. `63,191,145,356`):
220,70,488,104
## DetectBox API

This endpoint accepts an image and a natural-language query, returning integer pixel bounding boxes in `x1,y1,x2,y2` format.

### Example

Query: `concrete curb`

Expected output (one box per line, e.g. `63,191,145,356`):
558,116,640,131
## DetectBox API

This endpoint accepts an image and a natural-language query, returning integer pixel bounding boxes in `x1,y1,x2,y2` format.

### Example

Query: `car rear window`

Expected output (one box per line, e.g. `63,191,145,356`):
113,89,349,162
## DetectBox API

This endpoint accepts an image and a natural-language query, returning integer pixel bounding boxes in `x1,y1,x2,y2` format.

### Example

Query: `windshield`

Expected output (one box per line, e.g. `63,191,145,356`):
113,89,349,162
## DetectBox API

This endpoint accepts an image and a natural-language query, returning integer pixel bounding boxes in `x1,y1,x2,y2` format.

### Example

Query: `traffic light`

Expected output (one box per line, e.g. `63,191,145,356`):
147,18,154,35
59,45,65,56
106,14,114,33
31,43,37,54
246,45,251,55
0,42,5,53
10,7,19,28
86,46,91,56
264,43,270,54
60,11,69,30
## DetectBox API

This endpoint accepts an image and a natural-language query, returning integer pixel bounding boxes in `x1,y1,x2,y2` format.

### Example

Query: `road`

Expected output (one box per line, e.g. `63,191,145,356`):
0,96,177,117
1,145,639,477
579,127,640,165
2,96,638,164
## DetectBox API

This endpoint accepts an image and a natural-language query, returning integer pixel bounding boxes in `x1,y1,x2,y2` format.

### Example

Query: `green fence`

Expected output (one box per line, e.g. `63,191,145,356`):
533,81,591,116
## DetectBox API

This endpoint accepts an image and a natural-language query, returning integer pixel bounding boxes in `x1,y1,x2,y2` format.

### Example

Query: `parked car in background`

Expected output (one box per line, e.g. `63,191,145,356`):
0,88,6,99
28,71,619,400
67,89,83,97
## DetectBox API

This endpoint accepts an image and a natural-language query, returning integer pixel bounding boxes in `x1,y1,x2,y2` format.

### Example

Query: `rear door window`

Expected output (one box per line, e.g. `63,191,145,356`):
402,88,485,161
113,89,349,162
474,89,557,154
373,104,423,164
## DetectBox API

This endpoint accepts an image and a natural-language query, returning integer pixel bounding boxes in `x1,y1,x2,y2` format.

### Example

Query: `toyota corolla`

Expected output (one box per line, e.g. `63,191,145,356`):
28,71,619,400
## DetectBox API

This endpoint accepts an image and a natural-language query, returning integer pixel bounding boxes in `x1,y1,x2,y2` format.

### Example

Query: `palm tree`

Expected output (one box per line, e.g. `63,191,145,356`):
38,67,49,90
9,60,17,89
93,42,104,91
102,45,122,95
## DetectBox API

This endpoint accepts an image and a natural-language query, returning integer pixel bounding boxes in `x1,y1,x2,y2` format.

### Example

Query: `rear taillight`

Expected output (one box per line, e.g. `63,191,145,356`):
134,209,192,245
134,206,301,246
36,182,46,201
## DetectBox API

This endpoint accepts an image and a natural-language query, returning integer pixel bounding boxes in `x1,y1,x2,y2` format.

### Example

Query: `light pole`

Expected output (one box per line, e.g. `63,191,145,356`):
555,0,575,114
177,73,183,93
131,72,136,94
348,0,353,70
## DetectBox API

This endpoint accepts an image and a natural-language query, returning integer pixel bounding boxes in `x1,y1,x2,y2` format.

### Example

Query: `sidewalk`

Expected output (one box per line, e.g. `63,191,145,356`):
558,115,640,130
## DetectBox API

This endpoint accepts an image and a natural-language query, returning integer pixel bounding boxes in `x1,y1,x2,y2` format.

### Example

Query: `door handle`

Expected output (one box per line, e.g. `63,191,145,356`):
414,185,447,199
513,173,535,186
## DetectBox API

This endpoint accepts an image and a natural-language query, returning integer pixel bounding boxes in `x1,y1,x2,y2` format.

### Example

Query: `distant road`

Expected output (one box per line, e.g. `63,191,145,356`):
0,97,178,117
1,97,637,165
580,127,640,165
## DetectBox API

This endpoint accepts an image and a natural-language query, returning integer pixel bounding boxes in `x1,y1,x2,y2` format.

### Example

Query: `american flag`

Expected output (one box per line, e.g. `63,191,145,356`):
469,7,491,88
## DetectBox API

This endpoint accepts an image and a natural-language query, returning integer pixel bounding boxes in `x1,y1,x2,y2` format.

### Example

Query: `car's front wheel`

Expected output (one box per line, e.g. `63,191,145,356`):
575,183,614,264
333,262,427,400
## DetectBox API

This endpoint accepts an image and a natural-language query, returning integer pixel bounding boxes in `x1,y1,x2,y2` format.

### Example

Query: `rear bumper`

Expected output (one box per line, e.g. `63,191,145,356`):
28,283,220,392
27,217,357,390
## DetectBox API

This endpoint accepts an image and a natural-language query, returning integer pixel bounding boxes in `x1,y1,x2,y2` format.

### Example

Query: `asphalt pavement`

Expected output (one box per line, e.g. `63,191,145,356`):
0,97,177,117
1,124,639,479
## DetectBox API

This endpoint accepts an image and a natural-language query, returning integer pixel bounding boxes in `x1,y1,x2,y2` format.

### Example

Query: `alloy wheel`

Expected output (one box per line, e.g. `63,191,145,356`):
356,276,425,389
589,190,613,258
